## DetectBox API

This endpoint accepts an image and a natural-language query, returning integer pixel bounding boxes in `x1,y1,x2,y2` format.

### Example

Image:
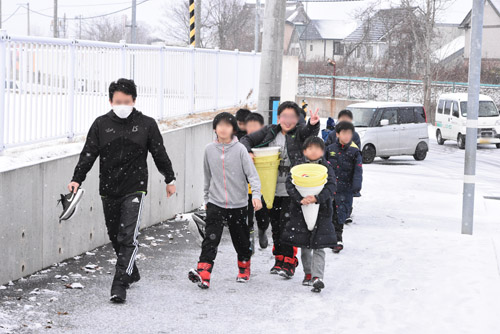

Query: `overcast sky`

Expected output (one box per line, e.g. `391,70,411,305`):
2,0,473,38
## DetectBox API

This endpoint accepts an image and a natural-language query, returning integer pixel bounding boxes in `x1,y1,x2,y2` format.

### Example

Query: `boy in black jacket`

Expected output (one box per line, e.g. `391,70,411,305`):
68,78,176,303
282,137,336,292
325,109,361,148
235,108,252,139
325,122,363,253
240,101,320,278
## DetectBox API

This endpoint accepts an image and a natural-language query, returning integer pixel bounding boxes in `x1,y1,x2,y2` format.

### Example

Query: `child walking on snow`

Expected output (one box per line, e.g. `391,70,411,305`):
325,122,363,253
282,137,336,292
188,112,262,289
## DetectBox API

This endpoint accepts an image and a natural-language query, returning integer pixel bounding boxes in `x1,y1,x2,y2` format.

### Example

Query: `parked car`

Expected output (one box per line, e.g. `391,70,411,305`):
347,101,429,164
435,93,500,149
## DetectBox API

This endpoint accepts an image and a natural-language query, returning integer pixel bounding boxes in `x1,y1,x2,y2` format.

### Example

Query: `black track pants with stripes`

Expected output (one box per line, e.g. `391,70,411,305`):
102,192,145,277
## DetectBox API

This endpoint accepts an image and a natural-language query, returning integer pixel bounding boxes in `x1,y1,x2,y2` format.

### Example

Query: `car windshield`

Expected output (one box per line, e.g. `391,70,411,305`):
460,101,499,117
350,108,376,127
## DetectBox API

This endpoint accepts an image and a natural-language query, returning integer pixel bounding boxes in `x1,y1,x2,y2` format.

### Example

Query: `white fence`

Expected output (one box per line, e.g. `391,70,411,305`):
0,30,261,151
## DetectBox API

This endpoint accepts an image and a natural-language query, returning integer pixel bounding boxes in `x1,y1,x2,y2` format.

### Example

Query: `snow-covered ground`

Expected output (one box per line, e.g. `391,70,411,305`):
1,125,499,333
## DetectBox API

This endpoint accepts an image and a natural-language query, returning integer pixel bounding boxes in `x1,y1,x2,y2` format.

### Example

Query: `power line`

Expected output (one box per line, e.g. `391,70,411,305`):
2,5,22,24
19,0,151,21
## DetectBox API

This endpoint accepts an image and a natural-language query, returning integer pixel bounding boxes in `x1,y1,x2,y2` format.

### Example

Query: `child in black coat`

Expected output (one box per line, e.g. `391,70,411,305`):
282,137,337,292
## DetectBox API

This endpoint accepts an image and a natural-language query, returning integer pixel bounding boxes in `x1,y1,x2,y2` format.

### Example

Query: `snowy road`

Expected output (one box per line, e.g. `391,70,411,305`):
1,125,500,333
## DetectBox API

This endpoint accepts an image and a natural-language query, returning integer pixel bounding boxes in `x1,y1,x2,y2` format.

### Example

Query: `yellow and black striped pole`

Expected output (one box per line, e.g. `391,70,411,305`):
189,0,195,46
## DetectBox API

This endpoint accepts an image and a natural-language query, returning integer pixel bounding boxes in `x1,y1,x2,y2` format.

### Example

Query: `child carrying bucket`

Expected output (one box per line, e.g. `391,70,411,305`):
188,112,262,289
240,101,320,279
282,137,337,292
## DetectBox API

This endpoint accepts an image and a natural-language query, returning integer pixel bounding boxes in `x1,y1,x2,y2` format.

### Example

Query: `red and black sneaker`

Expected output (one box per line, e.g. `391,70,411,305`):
332,241,344,254
302,273,312,286
236,260,251,283
188,262,212,289
278,256,299,279
270,255,284,275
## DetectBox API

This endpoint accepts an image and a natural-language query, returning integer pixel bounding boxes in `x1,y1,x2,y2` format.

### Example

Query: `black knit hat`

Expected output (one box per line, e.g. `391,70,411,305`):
335,121,354,133
213,112,238,133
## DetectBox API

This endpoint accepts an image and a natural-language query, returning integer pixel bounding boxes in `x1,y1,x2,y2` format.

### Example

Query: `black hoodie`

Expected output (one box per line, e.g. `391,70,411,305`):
71,109,175,197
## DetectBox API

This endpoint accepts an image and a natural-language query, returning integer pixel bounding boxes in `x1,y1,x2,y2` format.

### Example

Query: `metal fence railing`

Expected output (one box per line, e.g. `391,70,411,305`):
0,30,261,151
298,74,500,107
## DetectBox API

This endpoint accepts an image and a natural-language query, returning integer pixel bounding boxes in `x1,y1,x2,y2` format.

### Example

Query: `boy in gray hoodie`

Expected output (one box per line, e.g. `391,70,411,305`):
188,112,262,289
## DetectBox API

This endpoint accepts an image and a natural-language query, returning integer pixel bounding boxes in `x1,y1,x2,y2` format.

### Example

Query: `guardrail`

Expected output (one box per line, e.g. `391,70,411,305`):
0,30,261,151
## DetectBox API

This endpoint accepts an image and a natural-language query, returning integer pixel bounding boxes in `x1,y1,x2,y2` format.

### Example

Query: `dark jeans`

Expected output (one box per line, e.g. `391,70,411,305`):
333,191,353,242
247,194,270,231
268,196,295,258
199,203,251,265
102,192,145,277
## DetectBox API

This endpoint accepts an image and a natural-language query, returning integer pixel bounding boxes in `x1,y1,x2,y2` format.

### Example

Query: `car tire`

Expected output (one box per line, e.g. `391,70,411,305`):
496,143,500,149
380,156,390,160
436,130,445,145
362,145,376,164
457,134,465,149
413,142,428,161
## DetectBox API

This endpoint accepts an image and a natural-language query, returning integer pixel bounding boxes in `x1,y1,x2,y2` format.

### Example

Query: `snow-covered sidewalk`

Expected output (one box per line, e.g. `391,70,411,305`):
1,133,499,333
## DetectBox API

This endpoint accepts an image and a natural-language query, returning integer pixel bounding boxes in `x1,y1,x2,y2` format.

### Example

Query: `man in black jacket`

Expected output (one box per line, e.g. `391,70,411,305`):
240,101,320,278
67,78,176,303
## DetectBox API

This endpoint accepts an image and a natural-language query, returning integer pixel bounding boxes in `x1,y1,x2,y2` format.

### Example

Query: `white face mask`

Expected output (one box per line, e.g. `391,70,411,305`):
113,105,134,119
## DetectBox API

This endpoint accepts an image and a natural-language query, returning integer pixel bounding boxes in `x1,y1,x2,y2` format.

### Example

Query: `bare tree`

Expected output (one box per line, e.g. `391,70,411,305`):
81,16,152,44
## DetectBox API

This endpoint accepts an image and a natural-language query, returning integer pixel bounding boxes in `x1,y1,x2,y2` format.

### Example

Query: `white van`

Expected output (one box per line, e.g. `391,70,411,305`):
347,101,429,164
435,93,500,149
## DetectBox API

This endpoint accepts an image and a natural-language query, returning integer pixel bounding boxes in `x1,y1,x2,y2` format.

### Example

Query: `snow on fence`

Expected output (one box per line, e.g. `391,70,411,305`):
0,30,261,151
298,74,500,107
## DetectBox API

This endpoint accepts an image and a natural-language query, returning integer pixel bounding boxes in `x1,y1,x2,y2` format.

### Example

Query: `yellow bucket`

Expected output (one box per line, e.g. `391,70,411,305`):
254,159,280,209
253,153,280,164
291,164,328,187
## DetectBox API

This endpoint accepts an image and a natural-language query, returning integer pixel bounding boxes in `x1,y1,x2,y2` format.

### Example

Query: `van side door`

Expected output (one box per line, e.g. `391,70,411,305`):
375,108,400,155
442,100,452,139
450,101,460,140
398,107,419,153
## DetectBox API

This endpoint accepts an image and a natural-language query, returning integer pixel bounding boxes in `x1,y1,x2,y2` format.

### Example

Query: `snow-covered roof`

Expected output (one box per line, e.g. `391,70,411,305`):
347,101,423,109
300,20,357,40
433,35,465,62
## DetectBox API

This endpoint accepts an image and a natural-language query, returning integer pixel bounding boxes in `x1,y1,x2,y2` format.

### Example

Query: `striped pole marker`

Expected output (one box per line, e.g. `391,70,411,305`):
189,0,195,46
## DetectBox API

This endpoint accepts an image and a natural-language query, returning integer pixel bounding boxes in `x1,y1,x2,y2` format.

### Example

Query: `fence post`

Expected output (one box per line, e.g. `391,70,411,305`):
314,75,317,96
67,40,76,140
453,82,456,93
158,47,165,120
407,79,410,101
214,48,220,111
0,30,7,153
252,50,256,106
189,45,195,114
119,40,127,78
235,49,239,106
367,78,371,99
386,78,389,101
348,77,351,98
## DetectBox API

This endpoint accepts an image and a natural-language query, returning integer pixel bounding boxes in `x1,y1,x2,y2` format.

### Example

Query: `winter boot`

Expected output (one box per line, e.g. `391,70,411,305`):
188,262,213,289
110,271,132,303
278,256,299,279
236,260,251,283
311,277,325,293
302,273,312,286
270,255,284,275
126,263,140,288
333,241,344,254
258,228,268,249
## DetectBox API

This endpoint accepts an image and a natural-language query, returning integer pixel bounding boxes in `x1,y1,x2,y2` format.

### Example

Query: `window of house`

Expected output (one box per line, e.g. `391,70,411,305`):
355,47,361,58
334,42,342,55
366,45,373,59
310,44,313,51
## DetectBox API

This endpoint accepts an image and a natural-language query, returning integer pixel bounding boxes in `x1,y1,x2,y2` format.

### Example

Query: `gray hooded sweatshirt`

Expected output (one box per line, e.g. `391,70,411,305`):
204,137,261,209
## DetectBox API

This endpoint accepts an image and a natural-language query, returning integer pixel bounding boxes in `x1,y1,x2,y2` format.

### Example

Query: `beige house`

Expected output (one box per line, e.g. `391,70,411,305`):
460,0,500,60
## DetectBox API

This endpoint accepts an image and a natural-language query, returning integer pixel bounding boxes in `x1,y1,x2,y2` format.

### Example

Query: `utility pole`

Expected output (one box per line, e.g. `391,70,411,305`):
131,0,137,43
27,3,30,35
53,0,58,38
462,0,485,235
0,0,3,29
195,0,201,47
254,0,260,52
257,0,286,122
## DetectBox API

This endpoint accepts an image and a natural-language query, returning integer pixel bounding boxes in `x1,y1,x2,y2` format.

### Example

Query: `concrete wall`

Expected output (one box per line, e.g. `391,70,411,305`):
0,121,214,285
295,95,364,118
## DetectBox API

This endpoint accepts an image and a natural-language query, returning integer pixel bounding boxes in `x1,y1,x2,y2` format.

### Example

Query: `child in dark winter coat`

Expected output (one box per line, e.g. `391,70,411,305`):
245,113,270,251
188,112,262,289
240,101,320,279
235,108,252,139
282,137,336,292
321,117,336,142
325,121,363,253
325,110,361,148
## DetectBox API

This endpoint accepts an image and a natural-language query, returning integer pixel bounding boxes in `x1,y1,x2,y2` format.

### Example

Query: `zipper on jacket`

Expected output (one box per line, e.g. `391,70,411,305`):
222,144,228,208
